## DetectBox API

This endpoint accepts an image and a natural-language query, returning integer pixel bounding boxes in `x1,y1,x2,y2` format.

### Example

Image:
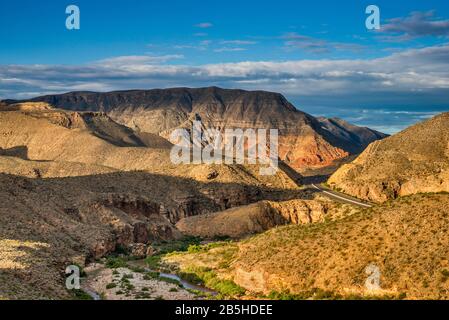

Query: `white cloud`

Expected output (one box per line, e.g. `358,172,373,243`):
1,45,449,108
96,55,184,66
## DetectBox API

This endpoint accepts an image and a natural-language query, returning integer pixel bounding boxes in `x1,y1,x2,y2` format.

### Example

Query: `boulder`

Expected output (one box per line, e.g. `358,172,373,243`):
128,243,147,259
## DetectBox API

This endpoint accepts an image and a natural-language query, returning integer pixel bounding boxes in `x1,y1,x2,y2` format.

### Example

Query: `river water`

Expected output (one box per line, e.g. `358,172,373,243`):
128,259,217,296
81,259,217,300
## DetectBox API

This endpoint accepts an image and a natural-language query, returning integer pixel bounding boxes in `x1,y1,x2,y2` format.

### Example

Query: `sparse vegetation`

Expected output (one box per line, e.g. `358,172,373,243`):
153,236,202,255
166,194,449,300
106,257,128,269
70,289,93,300
178,266,245,297
145,255,162,270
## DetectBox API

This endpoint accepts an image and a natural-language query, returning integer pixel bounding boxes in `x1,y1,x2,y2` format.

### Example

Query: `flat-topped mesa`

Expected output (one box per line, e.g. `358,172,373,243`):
328,112,449,203
6,87,387,170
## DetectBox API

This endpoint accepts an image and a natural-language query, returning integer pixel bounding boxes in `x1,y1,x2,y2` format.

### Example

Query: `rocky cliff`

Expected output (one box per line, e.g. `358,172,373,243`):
176,198,356,239
6,87,387,170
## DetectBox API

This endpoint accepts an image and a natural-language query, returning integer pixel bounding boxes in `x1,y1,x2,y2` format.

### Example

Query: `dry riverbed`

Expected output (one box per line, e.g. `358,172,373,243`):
83,263,198,300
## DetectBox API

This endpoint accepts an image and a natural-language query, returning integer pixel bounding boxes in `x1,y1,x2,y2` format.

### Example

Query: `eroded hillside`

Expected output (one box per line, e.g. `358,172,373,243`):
0,103,304,299
167,193,449,300
328,113,449,203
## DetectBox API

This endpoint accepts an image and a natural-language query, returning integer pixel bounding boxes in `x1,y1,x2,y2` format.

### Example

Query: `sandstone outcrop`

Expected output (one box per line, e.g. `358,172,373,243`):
176,198,354,238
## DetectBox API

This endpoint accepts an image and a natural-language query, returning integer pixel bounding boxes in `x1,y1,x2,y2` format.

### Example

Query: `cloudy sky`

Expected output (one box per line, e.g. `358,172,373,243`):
1,0,449,133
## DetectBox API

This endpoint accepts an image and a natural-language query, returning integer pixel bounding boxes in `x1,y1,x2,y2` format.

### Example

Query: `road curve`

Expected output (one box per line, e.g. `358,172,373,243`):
310,183,373,208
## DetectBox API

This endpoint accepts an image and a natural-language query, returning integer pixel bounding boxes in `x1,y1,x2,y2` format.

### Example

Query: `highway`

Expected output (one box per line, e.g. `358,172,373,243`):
310,183,373,208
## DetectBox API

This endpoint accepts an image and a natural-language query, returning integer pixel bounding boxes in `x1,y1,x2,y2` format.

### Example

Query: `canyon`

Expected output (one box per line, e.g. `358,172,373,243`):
166,111,449,300
5,87,431,300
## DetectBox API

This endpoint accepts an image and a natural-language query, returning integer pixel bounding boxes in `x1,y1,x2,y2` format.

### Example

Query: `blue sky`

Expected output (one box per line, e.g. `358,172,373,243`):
1,0,449,133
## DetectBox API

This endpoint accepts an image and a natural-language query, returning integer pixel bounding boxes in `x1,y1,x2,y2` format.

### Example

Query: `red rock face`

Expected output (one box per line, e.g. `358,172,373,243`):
278,134,349,170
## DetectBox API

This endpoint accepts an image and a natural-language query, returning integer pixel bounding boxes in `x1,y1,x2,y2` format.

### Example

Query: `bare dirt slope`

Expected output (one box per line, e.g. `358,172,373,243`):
328,112,449,203
0,103,298,186
0,103,304,299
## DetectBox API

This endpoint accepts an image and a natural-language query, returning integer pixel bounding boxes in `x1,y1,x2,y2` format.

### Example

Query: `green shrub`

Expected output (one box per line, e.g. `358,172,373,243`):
106,257,128,269
177,272,204,285
153,236,202,255
187,242,228,254
181,266,245,297
106,283,117,289
129,266,145,273
398,292,407,300
143,271,160,280
267,289,341,300
145,255,162,269
159,276,182,287
187,244,203,253
71,289,93,300
135,292,151,299
212,235,231,241
267,291,303,300
212,279,245,296
115,245,129,255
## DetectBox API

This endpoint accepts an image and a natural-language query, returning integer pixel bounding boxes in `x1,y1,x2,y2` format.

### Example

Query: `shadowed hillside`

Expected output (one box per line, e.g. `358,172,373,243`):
0,169,306,300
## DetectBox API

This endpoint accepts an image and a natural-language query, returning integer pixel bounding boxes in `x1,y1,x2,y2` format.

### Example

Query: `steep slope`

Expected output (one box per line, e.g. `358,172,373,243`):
317,117,387,154
167,193,449,300
6,87,386,170
0,102,302,229
176,198,357,239
0,102,297,186
1,102,170,148
328,112,449,203
0,156,303,301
